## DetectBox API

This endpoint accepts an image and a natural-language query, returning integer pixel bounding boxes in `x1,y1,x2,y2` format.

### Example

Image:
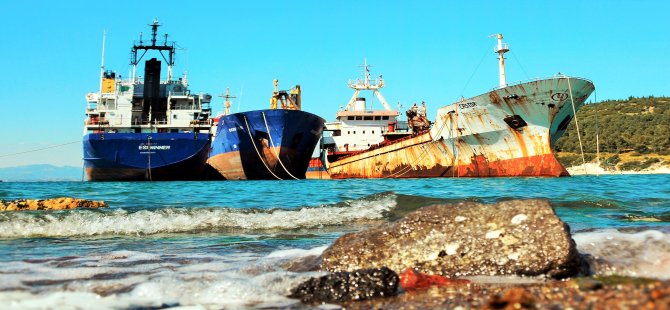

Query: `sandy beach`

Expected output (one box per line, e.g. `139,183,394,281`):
567,163,670,176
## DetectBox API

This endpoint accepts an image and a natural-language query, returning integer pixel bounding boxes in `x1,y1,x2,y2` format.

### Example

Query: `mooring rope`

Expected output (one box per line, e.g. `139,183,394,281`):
593,89,600,176
567,77,587,175
448,112,458,177
243,115,283,180
146,136,153,181
261,112,299,180
0,141,80,158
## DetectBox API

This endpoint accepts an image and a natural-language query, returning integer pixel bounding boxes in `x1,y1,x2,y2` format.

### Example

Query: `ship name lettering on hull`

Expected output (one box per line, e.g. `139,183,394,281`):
138,145,171,150
459,102,477,109
551,93,568,101
228,126,245,133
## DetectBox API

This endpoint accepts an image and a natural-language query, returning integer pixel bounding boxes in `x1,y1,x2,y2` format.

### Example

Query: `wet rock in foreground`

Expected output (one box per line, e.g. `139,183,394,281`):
288,267,398,303
322,199,581,278
0,197,108,211
339,278,670,310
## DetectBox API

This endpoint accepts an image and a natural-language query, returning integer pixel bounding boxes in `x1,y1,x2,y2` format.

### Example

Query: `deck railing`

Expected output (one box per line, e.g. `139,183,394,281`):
489,75,594,91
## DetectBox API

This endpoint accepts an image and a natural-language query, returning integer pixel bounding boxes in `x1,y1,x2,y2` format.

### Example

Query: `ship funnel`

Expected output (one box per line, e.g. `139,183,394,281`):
354,97,366,111
144,58,163,121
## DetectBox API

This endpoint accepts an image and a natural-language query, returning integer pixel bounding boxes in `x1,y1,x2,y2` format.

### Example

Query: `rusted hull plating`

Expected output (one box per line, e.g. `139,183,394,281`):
325,76,595,178
207,146,295,180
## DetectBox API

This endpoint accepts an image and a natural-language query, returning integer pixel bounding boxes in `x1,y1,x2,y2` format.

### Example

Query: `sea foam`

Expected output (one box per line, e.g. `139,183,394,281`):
0,193,397,238
0,246,328,309
574,229,670,279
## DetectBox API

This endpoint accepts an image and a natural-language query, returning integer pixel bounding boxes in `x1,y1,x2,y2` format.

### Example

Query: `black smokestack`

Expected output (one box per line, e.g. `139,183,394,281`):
143,58,161,121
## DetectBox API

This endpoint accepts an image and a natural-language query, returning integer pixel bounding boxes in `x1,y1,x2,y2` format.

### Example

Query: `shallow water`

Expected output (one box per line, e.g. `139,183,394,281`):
1,175,669,309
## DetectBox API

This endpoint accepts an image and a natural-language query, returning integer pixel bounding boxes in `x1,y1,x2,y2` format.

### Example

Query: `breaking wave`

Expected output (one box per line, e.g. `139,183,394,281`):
574,229,670,279
0,192,398,238
0,247,328,309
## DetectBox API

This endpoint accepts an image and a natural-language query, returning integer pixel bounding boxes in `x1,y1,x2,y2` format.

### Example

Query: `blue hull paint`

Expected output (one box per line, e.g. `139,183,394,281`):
83,133,211,181
208,109,325,180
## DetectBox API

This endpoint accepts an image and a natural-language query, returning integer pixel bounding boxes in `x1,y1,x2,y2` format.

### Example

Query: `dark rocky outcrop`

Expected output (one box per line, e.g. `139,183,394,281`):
322,199,582,279
288,267,399,303
0,197,108,211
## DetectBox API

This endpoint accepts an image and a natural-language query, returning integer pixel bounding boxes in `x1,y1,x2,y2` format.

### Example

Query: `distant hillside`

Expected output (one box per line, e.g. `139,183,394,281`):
0,164,82,182
555,96,670,170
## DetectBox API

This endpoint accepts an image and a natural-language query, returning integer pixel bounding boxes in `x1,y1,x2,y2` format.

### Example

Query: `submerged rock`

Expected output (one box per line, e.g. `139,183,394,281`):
0,197,108,211
288,267,399,303
322,199,581,278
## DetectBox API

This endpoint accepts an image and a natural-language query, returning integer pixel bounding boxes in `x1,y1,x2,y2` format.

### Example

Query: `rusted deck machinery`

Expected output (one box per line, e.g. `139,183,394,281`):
323,34,595,178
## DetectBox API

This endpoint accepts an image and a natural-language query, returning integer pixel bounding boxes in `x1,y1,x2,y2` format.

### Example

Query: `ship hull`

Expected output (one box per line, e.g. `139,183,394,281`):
207,109,325,180
325,77,595,178
83,133,211,181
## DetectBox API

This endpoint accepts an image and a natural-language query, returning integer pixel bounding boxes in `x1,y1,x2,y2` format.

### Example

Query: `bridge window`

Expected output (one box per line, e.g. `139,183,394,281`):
355,116,362,120
347,116,354,120
374,116,381,120
333,130,341,136
382,116,389,120
364,116,373,120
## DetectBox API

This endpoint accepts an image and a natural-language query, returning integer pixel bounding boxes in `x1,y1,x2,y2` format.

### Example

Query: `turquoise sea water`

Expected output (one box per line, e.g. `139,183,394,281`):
0,175,669,308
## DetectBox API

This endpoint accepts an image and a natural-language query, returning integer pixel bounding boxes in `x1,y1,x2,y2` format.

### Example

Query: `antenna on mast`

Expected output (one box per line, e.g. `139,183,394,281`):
489,33,509,88
219,87,236,115
130,19,176,82
363,58,371,85
345,59,393,111
150,18,160,46
99,29,106,94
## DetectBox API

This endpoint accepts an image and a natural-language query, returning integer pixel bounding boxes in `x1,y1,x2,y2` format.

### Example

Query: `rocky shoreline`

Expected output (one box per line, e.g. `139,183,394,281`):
0,197,107,211
339,276,670,309
286,199,669,308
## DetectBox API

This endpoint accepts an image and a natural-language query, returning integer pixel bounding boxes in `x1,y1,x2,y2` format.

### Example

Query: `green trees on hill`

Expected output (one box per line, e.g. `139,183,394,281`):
554,96,670,155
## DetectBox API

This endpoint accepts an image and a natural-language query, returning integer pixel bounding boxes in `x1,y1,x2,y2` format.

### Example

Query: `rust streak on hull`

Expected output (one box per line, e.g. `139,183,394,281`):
207,146,293,180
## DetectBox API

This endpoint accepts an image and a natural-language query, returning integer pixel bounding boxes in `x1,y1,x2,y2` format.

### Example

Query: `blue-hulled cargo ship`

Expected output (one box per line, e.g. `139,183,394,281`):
83,20,214,181
206,81,325,180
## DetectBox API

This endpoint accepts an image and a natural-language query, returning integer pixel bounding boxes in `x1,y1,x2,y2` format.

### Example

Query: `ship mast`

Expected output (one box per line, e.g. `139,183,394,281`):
490,33,509,88
130,19,176,82
99,30,106,94
219,87,236,115
345,59,393,111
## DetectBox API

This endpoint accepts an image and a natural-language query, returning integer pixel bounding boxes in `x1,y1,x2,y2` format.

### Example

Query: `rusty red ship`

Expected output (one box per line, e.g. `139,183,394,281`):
320,34,595,178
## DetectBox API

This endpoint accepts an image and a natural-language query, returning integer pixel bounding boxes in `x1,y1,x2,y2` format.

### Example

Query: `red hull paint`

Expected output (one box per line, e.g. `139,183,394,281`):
207,146,310,180
328,153,568,179
207,150,249,180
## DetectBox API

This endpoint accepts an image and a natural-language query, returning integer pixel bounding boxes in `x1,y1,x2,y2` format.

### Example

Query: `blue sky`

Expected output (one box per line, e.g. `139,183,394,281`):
0,0,668,168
